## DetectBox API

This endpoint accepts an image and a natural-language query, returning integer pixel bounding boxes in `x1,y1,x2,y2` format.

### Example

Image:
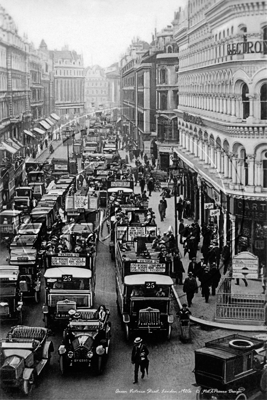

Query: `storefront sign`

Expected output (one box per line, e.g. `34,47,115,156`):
234,199,267,221
204,203,214,209
227,41,267,55
210,209,220,217
232,251,259,279
183,112,204,126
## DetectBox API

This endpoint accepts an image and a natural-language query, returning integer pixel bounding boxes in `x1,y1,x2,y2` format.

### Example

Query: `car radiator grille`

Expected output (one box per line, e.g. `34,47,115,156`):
138,308,160,326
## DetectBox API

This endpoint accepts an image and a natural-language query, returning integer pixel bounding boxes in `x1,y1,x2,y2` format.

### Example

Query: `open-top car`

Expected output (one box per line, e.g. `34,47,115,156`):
58,307,111,375
0,325,54,395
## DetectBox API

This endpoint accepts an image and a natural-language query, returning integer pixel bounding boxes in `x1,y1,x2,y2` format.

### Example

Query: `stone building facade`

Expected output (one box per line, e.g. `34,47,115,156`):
84,65,109,112
53,46,85,117
173,0,267,265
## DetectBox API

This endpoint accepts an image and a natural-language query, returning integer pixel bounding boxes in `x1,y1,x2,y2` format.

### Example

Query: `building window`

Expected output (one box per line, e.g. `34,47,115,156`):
160,93,168,110
242,83,249,119
263,159,267,188
160,68,168,84
260,83,267,120
263,26,267,54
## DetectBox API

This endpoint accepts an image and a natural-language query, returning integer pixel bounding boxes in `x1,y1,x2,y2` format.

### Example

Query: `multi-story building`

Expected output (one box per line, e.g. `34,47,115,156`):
0,5,29,208
173,0,267,265
39,39,55,119
84,65,109,112
154,24,179,169
29,43,43,121
120,39,150,145
52,46,85,117
105,62,120,109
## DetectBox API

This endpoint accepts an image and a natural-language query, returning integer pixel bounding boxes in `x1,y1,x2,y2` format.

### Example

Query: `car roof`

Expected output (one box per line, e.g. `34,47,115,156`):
124,274,173,286
44,267,92,279
195,347,236,360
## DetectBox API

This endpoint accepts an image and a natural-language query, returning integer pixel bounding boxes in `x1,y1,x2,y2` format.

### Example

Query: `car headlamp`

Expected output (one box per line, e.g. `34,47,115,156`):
58,345,66,355
96,345,105,356
67,351,74,358
87,351,94,359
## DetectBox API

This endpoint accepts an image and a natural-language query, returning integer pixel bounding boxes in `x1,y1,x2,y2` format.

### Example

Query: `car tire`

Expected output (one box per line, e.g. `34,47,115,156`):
34,291,40,304
18,310,23,325
97,356,103,374
125,324,129,341
22,374,34,395
167,324,172,340
59,356,66,375
44,314,49,328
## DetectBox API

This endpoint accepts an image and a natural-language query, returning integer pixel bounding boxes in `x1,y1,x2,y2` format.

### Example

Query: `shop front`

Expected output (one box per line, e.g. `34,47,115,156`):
231,197,267,266
202,184,224,248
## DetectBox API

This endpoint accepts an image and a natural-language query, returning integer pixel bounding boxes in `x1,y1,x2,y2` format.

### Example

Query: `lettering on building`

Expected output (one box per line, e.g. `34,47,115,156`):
227,41,267,55
183,112,204,126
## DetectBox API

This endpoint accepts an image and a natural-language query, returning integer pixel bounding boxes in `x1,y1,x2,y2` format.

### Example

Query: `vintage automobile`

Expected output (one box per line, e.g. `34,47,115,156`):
0,325,54,395
13,197,32,215
42,266,94,328
58,308,111,375
8,244,41,303
0,265,23,324
194,334,267,399
0,210,22,246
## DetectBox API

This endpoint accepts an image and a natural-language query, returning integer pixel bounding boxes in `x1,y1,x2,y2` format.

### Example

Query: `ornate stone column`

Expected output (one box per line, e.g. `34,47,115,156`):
255,161,262,190
224,152,229,178
246,154,255,188
231,154,238,185
229,214,236,258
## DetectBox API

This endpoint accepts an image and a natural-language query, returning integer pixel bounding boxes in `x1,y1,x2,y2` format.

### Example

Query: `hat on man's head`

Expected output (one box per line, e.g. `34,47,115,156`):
134,337,142,344
188,272,193,276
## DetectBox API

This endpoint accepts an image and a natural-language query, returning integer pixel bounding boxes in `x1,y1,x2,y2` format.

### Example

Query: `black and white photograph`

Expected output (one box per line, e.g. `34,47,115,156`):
0,1,266,399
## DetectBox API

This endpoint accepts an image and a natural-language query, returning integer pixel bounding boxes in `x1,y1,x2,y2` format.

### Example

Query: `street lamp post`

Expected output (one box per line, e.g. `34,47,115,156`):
173,176,178,250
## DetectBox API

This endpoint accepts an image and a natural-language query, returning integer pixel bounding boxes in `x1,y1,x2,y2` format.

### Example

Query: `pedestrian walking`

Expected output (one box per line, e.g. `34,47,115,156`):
210,262,221,295
134,169,139,186
221,241,231,274
200,267,211,303
147,177,154,197
158,200,165,222
144,153,148,164
139,176,146,193
131,337,149,384
183,272,198,307
173,251,184,284
188,257,197,276
178,219,185,244
177,197,184,220
162,196,167,218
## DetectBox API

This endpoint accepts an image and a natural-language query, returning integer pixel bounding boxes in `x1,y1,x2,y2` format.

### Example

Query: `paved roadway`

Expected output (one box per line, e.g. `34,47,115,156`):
0,141,264,400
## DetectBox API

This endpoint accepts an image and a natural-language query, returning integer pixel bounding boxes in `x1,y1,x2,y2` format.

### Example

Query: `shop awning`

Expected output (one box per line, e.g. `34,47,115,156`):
50,113,60,121
33,127,46,135
39,120,51,130
45,118,54,126
24,130,36,138
12,138,24,148
1,141,17,154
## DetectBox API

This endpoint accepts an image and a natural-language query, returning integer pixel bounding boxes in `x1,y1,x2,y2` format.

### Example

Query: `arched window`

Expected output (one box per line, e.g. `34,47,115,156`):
263,27,267,54
160,68,168,84
260,83,267,120
242,83,249,119
167,46,173,53
263,159,267,188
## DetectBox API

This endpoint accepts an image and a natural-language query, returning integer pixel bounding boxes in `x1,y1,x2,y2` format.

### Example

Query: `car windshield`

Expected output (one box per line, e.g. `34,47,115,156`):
47,278,89,290
0,282,17,296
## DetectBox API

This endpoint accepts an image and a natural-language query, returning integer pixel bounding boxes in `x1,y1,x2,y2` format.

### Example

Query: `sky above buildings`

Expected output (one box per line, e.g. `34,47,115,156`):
0,0,186,68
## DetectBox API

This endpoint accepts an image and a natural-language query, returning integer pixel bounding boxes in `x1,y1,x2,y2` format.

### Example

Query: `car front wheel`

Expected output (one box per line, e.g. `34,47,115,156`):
22,374,34,395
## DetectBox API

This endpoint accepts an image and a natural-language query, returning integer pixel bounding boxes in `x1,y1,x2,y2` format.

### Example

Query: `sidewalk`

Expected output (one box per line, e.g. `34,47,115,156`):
119,149,267,332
